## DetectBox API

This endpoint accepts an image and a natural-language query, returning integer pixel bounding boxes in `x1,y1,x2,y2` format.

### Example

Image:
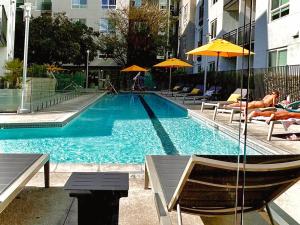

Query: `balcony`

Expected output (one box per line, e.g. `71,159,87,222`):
222,22,255,46
224,0,239,11
0,6,7,47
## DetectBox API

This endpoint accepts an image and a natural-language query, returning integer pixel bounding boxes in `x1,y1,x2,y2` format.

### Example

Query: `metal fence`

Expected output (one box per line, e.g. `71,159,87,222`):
147,65,300,102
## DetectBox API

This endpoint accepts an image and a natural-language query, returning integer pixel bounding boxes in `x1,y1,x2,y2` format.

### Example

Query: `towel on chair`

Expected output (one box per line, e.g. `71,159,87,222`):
281,118,300,130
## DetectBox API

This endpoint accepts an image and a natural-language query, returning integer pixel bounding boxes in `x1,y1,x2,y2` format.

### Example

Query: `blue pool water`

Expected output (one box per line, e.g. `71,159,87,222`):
0,94,258,163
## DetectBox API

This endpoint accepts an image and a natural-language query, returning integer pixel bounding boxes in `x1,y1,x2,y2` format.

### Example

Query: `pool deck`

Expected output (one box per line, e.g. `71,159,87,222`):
0,92,105,128
0,92,300,225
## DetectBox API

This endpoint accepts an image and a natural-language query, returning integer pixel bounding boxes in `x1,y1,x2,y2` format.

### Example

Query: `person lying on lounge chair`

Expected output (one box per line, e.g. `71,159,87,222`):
224,90,279,110
248,110,300,124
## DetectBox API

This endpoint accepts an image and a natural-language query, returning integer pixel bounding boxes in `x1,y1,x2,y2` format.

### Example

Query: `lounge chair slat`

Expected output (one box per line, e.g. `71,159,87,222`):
0,154,49,213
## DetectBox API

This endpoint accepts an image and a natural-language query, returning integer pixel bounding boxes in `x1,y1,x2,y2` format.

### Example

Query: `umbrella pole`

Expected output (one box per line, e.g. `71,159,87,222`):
169,68,172,93
215,53,220,95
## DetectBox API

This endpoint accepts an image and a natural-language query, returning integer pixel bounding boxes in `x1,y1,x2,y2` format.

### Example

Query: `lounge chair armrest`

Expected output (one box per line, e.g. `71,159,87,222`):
154,193,172,225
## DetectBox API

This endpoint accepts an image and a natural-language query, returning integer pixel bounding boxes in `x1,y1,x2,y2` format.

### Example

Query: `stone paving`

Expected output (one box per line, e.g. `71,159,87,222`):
0,93,104,127
0,92,300,225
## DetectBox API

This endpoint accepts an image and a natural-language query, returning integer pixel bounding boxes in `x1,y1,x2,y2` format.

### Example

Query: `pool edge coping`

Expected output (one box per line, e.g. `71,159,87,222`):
154,92,291,155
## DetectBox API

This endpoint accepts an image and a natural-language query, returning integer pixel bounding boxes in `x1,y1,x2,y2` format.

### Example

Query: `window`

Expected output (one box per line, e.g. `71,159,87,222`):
270,0,289,21
183,4,188,24
101,0,116,9
0,6,7,46
98,50,106,59
71,18,87,24
268,48,287,67
72,0,87,8
208,61,215,71
210,19,217,39
198,28,203,46
99,18,115,33
198,0,204,26
181,36,187,52
159,0,167,10
212,0,218,4
36,0,52,10
130,0,141,7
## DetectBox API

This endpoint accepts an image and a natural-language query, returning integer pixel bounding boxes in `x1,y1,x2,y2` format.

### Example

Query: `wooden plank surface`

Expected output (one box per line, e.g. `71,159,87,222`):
0,154,42,196
64,172,129,191
150,156,190,205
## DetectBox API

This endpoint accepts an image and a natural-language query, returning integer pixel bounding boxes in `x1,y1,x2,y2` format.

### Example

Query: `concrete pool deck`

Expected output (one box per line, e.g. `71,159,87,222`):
0,92,300,224
0,93,105,128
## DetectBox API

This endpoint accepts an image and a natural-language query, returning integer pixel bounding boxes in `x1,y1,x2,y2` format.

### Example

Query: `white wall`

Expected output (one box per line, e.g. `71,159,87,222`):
0,0,16,76
254,0,300,68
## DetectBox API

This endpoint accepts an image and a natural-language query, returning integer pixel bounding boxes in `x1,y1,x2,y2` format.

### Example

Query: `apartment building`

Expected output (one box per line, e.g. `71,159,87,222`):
22,0,130,68
177,0,196,71
190,0,300,72
0,0,16,76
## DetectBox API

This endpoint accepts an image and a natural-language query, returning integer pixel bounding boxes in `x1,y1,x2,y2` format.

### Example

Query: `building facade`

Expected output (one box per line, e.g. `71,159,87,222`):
0,0,16,76
24,0,130,68
187,0,300,72
177,0,196,72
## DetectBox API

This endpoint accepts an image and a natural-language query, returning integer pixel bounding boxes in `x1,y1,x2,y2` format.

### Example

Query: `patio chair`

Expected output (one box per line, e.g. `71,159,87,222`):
214,92,277,123
248,104,300,140
161,84,183,96
175,84,204,99
173,86,193,99
0,153,50,213
200,88,248,112
247,115,300,141
182,86,222,104
144,154,300,225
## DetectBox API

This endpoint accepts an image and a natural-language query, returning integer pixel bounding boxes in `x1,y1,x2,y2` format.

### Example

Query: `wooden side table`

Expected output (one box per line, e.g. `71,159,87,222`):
64,172,129,225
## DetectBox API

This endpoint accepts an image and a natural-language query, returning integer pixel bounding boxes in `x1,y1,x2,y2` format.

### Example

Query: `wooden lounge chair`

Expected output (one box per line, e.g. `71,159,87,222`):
144,154,300,225
0,153,50,213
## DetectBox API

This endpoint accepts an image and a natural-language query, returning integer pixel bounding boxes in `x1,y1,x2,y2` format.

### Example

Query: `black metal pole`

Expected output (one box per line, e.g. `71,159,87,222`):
234,0,248,223
240,0,253,224
215,52,220,95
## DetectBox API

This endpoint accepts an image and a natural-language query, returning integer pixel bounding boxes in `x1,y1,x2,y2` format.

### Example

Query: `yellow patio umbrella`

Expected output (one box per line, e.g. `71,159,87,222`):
121,65,148,72
153,58,192,92
186,39,254,92
46,64,67,72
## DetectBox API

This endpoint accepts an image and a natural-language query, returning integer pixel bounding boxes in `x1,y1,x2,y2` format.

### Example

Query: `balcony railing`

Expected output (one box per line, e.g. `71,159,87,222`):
224,0,238,9
222,22,255,46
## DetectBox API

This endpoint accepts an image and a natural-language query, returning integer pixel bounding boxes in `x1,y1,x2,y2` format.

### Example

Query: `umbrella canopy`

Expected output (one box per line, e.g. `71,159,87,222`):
186,39,254,57
153,58,192,92
153,58,192,68
121,65,148,72
186,39,254,94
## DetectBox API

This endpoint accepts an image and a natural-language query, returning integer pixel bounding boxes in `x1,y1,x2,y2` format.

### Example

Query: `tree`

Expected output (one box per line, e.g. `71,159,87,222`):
16,13,99,65
4,59,23,88
97,2,168,67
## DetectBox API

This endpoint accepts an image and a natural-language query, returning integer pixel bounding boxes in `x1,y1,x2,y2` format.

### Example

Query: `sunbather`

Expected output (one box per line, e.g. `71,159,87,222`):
248,110,300,124
224,90,279,109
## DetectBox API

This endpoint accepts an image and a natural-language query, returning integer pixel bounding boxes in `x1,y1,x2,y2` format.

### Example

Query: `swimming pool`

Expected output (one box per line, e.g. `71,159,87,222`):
0,93,258,163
